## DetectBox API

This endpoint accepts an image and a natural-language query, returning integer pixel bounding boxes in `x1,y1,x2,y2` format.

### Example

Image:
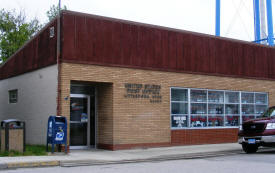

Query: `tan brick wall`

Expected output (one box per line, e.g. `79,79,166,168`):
60,62,275,147
97,83,113,144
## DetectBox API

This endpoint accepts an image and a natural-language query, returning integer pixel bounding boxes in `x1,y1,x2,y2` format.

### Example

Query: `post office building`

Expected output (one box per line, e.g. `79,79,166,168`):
1,11,275,150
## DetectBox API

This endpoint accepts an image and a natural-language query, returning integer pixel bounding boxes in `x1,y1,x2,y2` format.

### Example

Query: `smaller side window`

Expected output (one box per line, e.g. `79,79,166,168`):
9,89,18,103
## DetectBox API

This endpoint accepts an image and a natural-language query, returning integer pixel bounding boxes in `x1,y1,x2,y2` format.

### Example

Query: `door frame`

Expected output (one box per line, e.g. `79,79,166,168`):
70,94,96,149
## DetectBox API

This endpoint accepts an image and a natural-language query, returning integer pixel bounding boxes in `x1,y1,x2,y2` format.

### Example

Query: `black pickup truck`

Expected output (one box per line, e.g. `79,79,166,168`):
238,106,275,153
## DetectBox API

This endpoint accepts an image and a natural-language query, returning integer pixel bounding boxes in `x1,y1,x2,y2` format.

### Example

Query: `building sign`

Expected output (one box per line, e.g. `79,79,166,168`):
124,83,162,103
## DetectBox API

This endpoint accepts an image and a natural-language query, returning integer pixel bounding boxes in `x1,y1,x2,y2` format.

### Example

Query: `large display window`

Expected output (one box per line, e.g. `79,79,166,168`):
170,88,268,129
171,88,188,127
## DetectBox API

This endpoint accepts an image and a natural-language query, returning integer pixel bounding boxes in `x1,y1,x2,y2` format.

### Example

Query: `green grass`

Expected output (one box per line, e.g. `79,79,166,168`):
0,145,48,157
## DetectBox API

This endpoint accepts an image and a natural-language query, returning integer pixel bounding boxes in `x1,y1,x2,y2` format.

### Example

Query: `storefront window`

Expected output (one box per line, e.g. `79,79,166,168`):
254,93,268,119
242,115,255,122
171,88,188,101
242,104,255,114
190,115,207,127
171,115,188,128
225,104,239,114
171,103,188,114
208,91,224,103
191,103,207,114
256,105,268,114
255,93,267,104
242,92,254,104
191,90,207,102
171,88,188,128
208,115,224,127
225,115,240,126
225,92,239,103
170,88,268,129
208,104,223,114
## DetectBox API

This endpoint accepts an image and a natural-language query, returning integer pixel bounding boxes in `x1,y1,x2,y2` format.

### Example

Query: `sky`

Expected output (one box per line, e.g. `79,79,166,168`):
1,0,275,42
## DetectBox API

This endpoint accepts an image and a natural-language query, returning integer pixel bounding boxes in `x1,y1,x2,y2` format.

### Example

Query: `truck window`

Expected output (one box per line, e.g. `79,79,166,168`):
271,110,275,117
261,107,275,117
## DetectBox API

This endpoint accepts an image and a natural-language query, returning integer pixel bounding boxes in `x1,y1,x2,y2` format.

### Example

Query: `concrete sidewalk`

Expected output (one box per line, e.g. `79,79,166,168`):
0,143,242,169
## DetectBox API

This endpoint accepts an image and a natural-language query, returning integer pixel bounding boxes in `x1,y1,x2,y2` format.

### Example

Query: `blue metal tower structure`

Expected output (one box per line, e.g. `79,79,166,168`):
215,0,221,36
253,0,274,46
216,0,274,46
266,0,274,46
253,0,261,43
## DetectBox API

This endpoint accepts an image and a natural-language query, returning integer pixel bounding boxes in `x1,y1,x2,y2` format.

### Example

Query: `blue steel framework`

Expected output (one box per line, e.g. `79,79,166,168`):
216,0,274,46
215,0,221,36
253,0,274,45
266,0,274,46
254,0,261,43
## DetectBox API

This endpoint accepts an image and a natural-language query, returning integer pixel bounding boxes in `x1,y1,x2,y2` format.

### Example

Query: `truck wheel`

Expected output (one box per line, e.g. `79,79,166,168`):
242,143,258,153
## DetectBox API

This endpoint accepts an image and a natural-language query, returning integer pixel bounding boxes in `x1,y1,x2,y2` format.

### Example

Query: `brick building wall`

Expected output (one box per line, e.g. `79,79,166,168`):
60,62,275,150
97,83,114,146
171,129,238,145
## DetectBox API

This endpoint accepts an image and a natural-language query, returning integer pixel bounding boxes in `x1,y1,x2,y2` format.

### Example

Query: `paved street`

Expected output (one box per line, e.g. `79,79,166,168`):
2,149,275,173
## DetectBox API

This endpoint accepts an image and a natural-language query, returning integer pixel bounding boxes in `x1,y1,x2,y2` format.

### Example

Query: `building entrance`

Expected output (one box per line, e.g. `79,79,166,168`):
70,85,96,149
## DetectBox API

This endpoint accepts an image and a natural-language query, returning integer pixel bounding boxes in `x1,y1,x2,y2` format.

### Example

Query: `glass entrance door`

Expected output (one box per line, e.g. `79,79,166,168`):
70,94,90,148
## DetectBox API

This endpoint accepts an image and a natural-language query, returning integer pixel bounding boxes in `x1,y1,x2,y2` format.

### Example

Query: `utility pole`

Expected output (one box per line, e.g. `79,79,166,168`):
59,0,61,16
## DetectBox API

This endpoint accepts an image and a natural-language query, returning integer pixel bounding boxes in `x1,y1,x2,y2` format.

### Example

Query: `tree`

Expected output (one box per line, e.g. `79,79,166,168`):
0,9,41,63
46,4,67,22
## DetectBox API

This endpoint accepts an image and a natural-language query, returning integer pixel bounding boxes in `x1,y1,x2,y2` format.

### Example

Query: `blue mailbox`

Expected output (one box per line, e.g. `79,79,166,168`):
46,116,67,153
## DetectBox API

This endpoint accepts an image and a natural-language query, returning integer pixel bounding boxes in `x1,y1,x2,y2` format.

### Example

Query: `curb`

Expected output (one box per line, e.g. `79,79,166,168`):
1,161,60,169
0,163,8,169
0,149,243,170
60,150,242,167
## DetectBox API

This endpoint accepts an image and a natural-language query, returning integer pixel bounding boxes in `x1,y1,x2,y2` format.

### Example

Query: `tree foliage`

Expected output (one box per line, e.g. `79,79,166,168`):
46,4,67,22
0,9,41,63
